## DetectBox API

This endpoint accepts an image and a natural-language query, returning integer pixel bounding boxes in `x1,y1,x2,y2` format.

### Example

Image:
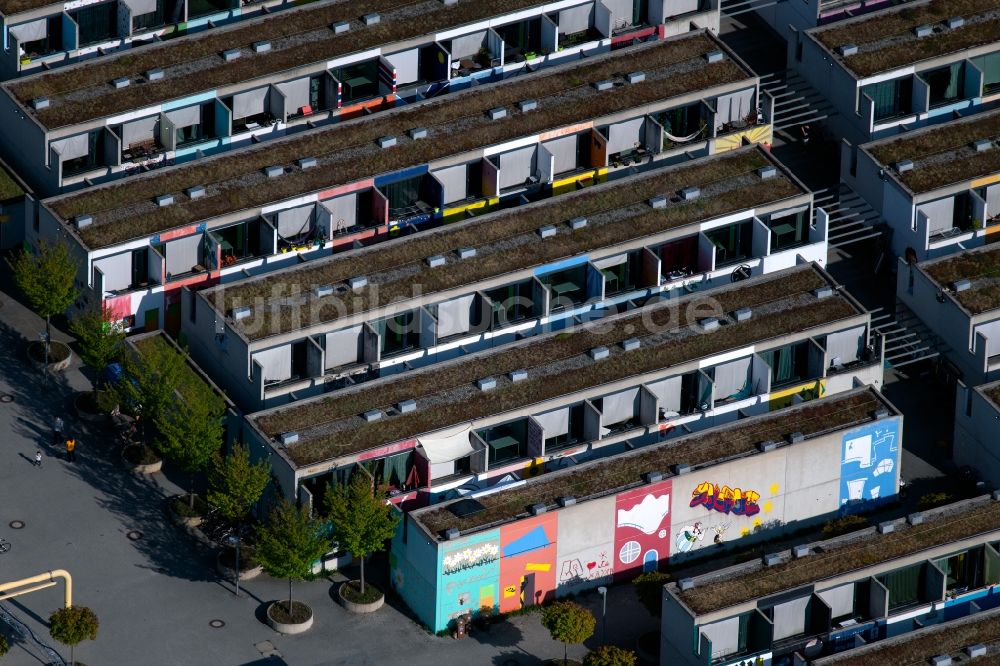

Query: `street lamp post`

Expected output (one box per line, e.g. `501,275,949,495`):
597,586,608,645
226,533,241,597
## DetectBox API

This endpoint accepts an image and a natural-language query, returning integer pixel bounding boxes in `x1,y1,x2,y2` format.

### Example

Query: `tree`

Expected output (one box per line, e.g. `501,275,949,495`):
208,443,271,526
0,632,8,657
48,606,98,666
325,473,399,595
8,239,79,358
69,307,125,393
632,571,670,617
541,601,596,666
583,646,637,666
111,338,186,426
156,395,225,509
253,499,330,615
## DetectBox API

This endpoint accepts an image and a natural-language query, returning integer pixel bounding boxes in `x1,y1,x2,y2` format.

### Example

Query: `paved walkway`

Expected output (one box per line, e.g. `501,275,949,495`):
0,287,659,665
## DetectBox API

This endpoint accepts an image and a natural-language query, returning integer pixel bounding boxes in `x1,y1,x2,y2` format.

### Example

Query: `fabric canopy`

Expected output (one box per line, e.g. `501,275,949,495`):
826,326,864,365
123,0,157,15
10,19,47,44
232,87,268,119
437,294,475,339
51,134,90,161
713,356,751,398
276,78,310,113
121,116,158,147
417,423,475,463
276,205,313,237
165,105,200,128
253,346,291,382
534,407,569,437
602,388,639,424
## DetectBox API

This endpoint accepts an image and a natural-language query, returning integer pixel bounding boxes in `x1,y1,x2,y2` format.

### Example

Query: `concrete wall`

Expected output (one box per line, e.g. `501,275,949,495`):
896,258,983,383
794,34,869,148
954,383,1000,488
395,409,902,632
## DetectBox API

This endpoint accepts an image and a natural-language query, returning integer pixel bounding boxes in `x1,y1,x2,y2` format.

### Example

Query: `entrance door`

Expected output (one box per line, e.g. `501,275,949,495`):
520,573,536,608
144,308,159,332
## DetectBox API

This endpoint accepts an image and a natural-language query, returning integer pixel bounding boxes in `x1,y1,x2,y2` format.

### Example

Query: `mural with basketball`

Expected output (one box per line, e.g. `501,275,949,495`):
613,479,672,580
498,512,558,613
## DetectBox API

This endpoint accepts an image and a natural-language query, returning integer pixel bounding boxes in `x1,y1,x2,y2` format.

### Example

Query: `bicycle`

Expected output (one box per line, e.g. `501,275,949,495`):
0,537,10,553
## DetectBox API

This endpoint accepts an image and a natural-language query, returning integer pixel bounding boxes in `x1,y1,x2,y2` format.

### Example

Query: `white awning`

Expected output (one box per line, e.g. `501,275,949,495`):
165,105,200,128
232,87,268,119
121,116,158,147
416,423,475,463
10,19,47,44
123,0,157,15
276,78,310,113
51,134,90,161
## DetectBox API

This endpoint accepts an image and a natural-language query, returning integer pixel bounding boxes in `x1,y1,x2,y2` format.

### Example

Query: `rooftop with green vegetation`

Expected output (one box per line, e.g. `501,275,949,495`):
211,147,803,340
818,607,1000,665
0,164,24,202
7,0,553,128
812,0,1000,77
865,110,1000,193
983,381,1000,410
414,388,887,537
250,265,863,466
676,495,1000,615
46,32,752,250
921,245,1000,314
129,331,231,407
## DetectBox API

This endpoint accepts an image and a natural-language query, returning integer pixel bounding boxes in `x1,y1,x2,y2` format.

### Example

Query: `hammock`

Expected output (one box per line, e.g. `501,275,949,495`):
663,128,704,143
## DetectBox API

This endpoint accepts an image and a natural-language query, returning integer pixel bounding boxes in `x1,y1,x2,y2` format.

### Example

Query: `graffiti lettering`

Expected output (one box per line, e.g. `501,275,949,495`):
689,482,760,516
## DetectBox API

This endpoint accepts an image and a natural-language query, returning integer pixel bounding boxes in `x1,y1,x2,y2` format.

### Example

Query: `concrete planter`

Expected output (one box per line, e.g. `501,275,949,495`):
337,581,385,614
122,446,162,474
27,341,72,372
215,551,262,581
169,507,204,529
74,391,111,423
266,602,313,635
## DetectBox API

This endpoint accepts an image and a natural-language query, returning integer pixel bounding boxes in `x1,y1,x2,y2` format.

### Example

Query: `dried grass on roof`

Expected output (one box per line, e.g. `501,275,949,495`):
924,247,1000,314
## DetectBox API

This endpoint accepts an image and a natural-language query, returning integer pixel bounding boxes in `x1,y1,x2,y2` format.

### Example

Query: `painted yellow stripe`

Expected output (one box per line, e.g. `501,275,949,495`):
972,173,1000,189
525,563,551,572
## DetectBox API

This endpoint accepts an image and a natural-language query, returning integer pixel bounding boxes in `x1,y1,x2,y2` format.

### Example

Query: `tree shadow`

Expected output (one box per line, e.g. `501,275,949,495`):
491,650,544,666
240,659,290,666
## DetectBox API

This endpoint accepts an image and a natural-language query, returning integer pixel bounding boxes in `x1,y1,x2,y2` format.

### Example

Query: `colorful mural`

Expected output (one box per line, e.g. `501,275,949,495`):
689,482,762,516
839,417,901,508
498,513,558,613
614,480,672,578
554,499,615,597
435,529,501,628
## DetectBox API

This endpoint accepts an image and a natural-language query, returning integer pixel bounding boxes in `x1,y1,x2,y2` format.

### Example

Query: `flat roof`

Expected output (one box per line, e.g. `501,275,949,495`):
920,245,1000,315
7,0,558,128
818,607,1000,665
211,147,803,341
250,265,862,466
983,381,1000,410
811,0,1000,78
865,109,1000,194
414,388,889,538
676,496,1000,615
0,0,67,17
47,32,751,250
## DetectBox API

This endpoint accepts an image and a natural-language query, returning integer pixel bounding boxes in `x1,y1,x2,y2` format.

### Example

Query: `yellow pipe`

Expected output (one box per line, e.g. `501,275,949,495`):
0,581,56,601
0,570,72,608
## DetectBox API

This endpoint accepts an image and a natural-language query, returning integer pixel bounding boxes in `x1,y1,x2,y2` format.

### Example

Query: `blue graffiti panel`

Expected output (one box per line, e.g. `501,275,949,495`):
839,417,900,509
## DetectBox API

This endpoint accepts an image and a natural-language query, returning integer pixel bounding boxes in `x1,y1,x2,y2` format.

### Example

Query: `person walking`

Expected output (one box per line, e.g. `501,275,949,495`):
34,450,42,468
52,416,64,446
65,437,76,463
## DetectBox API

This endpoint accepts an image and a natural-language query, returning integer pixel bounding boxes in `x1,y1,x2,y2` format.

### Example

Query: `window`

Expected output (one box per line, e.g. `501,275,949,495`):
860,77,913,122
768,209,809,252
20,17,63,58
935,550,982,592
877,564,924,611
924,62,964,107
331,60,378,104
376,312,419,356
479,420,528,465
213,221,261,266
132,0,166,33
601,253,638,296
187,0,230,19
382,174,425,220
764,341,809,388
542,264,588,310
130,248,148,288
705,221,752,267
650,104,704,148
309,75,323,111
71,3,118,46
363,451,416,490
544,404,585,451
175,123,203,148
62,130,103,177
486,281,533,328
975,51,1000,94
